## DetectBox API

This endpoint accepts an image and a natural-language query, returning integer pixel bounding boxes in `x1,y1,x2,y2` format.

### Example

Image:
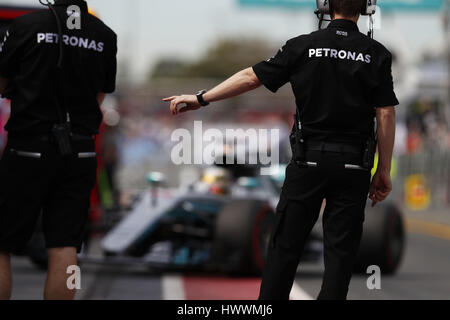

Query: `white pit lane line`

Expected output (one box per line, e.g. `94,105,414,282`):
162,274,312,300
162,275,185,300
290,281,313,300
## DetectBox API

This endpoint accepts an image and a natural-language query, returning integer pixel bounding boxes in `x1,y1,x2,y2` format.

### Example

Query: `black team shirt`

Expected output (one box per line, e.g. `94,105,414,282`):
0,0,117,136
253,19,399,142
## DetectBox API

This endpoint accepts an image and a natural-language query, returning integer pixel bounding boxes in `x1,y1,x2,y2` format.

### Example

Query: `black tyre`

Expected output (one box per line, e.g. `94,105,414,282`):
355,202,405,274
212,199,275,275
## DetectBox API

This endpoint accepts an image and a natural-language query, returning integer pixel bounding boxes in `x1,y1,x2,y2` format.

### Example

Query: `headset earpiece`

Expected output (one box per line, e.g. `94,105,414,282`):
361,0,377,16
316,0,331,15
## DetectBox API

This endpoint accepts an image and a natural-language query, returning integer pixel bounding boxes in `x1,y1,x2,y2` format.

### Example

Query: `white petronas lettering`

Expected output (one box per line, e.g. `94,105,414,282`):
308,47,372,64
36,32,104,53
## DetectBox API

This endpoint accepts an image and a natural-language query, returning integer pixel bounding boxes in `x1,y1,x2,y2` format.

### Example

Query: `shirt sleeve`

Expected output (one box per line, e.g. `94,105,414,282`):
102,33,117,93
252,41,293,93
374,52,399,108
0,21,25,79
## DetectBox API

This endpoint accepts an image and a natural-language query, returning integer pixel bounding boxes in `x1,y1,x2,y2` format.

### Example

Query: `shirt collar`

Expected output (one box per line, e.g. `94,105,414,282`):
54,0,88,12
327,19,359,32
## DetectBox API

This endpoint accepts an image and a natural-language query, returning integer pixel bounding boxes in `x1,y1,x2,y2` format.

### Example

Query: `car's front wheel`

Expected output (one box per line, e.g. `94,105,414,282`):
212,199,275,275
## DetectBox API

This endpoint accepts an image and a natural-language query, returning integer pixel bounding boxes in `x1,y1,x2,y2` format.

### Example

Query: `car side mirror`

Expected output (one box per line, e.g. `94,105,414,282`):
146,171,166,187
146,172,167,207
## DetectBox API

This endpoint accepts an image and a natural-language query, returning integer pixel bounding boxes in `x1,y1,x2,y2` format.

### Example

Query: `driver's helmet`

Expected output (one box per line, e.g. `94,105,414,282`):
202,167,232,195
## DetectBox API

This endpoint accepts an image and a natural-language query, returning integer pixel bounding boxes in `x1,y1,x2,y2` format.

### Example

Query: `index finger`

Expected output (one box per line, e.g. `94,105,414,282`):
163,96,176,102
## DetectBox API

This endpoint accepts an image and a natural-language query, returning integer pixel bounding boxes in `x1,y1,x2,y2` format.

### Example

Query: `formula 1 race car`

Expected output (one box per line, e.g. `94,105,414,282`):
56,160,402,276
99,166,278,275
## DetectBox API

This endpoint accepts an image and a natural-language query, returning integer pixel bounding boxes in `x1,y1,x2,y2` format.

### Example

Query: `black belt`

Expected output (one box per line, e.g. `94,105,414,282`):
294,159,368,171
305,140,363,154
31,133,95,142
70,133,96,141
295,140,368,171
9,133,95,141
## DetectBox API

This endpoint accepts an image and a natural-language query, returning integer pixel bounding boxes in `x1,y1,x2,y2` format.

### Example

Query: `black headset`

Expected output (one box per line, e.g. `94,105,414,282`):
315,0,377,38
315,0,377,16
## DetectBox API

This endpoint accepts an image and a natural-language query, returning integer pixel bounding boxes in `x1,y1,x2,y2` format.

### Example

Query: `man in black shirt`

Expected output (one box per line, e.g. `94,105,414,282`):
165,0,398,300
0,0,116,300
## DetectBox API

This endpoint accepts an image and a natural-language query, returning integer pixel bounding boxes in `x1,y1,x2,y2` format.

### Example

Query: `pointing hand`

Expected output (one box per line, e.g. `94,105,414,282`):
163,95,201,115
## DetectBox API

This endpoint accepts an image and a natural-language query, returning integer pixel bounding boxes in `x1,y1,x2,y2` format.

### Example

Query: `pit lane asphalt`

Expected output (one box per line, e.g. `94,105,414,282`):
9,228,450,300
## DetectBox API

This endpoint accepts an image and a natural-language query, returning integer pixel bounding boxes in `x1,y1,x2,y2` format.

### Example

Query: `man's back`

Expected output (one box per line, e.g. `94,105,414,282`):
0,0,117,135
253,19,398,142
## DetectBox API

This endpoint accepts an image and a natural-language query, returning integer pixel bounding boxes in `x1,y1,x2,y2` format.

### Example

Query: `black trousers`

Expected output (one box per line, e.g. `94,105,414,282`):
259,150,371,300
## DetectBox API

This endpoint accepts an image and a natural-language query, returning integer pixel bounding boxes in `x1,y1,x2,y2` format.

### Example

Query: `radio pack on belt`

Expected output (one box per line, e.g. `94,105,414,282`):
52,116,73,156
289,112,306,162
290,111,377,171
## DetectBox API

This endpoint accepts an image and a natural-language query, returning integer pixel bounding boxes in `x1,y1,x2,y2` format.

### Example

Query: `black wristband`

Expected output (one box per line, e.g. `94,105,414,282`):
196,90,210,107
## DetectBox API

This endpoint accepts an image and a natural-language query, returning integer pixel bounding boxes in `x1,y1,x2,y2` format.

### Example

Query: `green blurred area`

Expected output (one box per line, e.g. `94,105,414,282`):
150,38,273,80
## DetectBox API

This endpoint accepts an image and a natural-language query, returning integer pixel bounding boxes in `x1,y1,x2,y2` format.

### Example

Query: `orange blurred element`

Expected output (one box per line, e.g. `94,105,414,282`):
405,174,431,211
209,184,227,196
88,7,99,18
406,131,422,154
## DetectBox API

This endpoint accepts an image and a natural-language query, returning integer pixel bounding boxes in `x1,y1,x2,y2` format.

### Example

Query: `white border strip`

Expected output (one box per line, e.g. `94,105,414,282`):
162,275,185,300
290,282,313,300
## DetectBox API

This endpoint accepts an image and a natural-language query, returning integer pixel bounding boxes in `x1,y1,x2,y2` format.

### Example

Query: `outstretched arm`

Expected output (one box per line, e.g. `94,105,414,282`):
163,67,261,115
